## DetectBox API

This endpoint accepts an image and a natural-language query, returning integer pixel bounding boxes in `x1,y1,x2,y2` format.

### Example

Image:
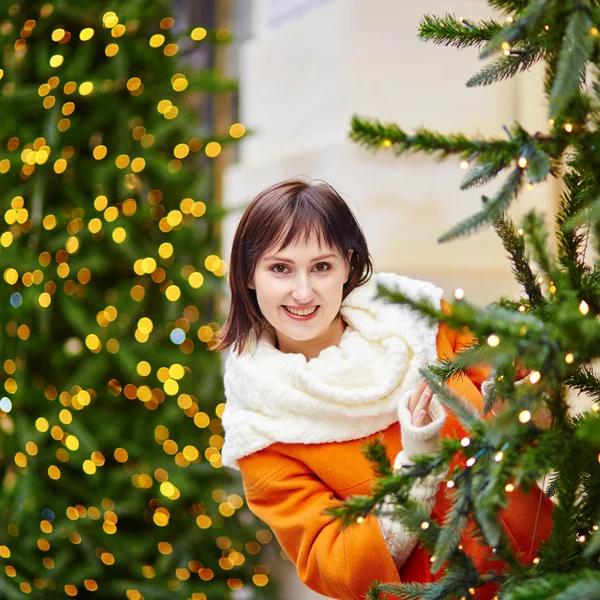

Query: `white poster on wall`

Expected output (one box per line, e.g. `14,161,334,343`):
259,0,330,31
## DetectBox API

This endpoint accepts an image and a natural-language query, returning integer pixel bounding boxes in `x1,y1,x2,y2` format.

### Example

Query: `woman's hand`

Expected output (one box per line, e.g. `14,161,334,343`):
407,379,434,428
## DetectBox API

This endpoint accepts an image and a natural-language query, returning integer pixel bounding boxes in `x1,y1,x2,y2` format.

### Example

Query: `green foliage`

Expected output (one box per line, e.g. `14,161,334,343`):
0,1,273,599
345,0,600,597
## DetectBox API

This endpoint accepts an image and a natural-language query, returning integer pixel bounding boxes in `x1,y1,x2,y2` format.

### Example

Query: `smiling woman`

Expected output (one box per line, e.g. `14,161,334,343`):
212,177,552,600
213,177,371,357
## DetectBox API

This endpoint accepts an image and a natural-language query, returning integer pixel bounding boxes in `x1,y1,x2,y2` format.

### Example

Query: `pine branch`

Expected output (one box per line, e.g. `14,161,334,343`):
481,0,551,59
378,557,482,600
429,342,492,384
467,43,544,87
489,0,529,10
438,167,525,243
418,14,503,49
549,6,594,117
565,367,600,403
461,161,508,189
502,570,600,600
349,116,520,161
555,170,592,292
419,368,483,432
360,435,393,479
491,211,546,307
522,210,561,284
431,483,472,573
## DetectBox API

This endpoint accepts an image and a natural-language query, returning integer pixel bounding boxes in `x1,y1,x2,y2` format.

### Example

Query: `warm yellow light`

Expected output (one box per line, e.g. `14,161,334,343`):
564,123,574,133
49,55,64,68
189,272,204,289
112,227,126,243
80,28,94,41
93,145,107,160
565,353,574,364
105,43,119,57
79,81,94,96
579,300,590,315
191,27,207,41
229,123,246,138
460,160,469,169
487,334,500,347
518,410,531,424
205,142,221,158
149,34,165,48
518,157,528,168
165,285,181,301
529,371,541,384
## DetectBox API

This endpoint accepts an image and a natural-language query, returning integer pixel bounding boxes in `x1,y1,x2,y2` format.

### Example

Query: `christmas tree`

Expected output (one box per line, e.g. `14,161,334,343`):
0,1,276,598
330,0,600,598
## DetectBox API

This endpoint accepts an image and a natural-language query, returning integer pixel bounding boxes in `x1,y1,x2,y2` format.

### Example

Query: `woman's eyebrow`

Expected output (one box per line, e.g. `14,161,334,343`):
263,253,336,263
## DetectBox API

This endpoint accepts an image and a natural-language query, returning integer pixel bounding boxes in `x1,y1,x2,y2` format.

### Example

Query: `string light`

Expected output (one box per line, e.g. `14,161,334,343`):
466,457,476,467
533,557,540,565
356,516,364,524
579,300,590,315
487,334,500,347
518,157,528,168
420,521,430,530
454,288,465,300
494,451,504,462
460,160,469,169
565,353,574,364
529,371,541,384
518,410,531,424
505,483,515,493
446,480,455,488
460,437,471,447
564,123,574,133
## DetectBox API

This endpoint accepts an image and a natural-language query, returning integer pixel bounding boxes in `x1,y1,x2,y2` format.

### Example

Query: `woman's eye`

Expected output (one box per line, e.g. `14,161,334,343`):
270,263,331,274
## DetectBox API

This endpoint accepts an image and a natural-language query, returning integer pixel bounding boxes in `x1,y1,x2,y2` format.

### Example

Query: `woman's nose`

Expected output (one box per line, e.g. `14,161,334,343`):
291,277,314,302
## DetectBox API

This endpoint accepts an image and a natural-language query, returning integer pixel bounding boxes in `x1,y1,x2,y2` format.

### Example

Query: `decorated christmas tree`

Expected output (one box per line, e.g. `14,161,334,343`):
0,1,276,598
332,0,600,598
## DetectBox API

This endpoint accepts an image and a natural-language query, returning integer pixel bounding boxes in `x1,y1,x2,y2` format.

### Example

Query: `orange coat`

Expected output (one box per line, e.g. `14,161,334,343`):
238,300,553,599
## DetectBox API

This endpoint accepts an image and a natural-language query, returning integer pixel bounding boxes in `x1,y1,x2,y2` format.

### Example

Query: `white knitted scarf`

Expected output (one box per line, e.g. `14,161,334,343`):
221,272,444,470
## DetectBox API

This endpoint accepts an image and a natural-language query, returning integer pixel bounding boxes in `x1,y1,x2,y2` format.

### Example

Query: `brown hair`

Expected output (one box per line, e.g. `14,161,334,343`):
212,177,373,354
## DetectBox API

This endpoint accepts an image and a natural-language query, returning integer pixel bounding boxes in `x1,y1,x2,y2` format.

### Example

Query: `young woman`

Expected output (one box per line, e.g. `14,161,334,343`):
214,178,552,600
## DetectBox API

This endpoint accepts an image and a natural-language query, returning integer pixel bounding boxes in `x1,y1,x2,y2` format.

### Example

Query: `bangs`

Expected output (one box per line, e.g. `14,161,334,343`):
261,187,343,256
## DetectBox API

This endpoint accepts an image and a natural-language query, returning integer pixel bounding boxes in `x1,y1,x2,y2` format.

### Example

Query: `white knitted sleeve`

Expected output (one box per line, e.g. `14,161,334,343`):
377,392,447,570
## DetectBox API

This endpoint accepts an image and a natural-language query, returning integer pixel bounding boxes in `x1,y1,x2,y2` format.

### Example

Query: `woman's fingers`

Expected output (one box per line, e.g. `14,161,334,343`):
408,379,428,413
413,409,429,428
412,384,433,426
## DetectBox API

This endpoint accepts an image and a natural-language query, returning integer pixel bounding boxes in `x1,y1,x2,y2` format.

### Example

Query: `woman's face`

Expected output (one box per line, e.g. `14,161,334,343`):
249,232,352,347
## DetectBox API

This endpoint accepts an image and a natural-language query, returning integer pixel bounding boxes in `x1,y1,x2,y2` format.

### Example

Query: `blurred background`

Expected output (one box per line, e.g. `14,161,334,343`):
0,1,576,600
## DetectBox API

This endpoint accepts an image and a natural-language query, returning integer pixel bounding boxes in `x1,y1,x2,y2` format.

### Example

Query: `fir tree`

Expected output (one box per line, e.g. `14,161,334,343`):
0,2,274,599
330,0,600,598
